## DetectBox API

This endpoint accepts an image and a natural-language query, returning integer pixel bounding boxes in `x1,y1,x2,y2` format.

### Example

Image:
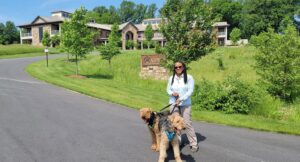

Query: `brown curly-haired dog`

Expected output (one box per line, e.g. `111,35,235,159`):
140,108,161,152
158,113,186,162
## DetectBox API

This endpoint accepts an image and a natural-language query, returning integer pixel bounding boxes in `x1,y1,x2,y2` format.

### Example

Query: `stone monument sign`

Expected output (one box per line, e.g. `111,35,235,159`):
140,54,169,80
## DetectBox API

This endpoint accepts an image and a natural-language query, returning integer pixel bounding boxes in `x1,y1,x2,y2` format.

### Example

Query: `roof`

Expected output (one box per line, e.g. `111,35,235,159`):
18,16,67,27
51,10,71,14
142,18,162,21
87,23,112,30
212,22,230,27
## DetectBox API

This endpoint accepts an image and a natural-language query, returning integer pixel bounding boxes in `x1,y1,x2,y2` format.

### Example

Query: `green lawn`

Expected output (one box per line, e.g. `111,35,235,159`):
0,44,60,59
26,47,300,135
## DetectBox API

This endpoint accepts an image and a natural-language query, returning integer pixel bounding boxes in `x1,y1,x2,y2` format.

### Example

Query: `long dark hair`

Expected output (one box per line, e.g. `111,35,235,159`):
171,61,187,85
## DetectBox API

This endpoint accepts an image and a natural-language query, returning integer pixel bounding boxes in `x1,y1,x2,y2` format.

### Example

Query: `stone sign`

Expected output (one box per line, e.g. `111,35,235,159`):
141,54,162,67
140,54,169,80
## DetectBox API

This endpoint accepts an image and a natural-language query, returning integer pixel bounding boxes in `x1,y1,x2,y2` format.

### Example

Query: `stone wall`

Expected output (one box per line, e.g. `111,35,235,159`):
32,26,40,46
139,55,169,80
140,65,169,80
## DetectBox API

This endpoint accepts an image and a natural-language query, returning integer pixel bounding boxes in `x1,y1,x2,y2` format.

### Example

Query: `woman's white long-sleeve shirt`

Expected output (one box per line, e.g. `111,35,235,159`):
167,74,194,106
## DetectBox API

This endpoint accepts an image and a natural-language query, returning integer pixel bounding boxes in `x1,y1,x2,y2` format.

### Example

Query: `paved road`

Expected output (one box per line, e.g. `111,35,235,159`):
0,56,300,162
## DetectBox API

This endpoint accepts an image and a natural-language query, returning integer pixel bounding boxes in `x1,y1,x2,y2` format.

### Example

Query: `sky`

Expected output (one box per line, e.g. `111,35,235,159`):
0,0,165,25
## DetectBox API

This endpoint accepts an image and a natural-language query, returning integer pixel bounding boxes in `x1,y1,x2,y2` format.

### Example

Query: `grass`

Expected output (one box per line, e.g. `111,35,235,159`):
26,46,300,135
0,44,60,59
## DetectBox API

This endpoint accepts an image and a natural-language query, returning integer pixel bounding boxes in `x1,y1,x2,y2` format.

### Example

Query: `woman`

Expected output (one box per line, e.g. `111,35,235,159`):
166,61,199,153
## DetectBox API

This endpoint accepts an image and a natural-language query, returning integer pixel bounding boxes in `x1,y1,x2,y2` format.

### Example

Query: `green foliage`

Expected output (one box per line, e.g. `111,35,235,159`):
193,75,262,114
160,0,215,68
209,0,242,34
99,44,120,65
119,1,136,23
61,6,95,75
0,23,5,44
279,16,294,33
145,4,158,19
145,24,154,49
126,40,136,49
251,25,300,102
230,28,241,45
99,23,121,65
240,0,300,39
108,23,120,46
42,31,51,47
51,34,60,47
155,43,163,54
0,44,43,55
0,21,19,44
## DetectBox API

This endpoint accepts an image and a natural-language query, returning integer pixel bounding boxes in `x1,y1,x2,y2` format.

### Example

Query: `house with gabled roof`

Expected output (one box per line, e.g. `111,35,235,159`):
18,11,229,49
18,11,166,49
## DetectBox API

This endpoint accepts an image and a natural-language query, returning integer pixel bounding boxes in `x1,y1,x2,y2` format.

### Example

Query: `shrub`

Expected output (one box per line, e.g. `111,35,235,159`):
251,25,300,102
126,40,135,49
193,75,262,114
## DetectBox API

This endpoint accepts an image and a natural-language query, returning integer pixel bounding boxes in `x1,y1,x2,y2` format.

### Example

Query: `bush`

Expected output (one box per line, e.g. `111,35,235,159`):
193,75,262,114
126,40,135,49
251,25,300,102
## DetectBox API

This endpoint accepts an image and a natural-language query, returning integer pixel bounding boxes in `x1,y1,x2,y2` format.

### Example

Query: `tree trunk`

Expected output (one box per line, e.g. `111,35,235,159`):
75,54,78,75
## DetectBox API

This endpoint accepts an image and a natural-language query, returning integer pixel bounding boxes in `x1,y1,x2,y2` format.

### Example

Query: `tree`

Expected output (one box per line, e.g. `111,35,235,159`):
160,0,215,68
145,4,157,18
209,0,242,34
99,23,120,65
0,23,5,44
119,1,135,23
42,31,51,47
61,6,95,75
51,34,60,47
240,0,300,38
230,28,241,45
251,25,300,102
2,21,19,44
144,24,153,49
132,4,147,24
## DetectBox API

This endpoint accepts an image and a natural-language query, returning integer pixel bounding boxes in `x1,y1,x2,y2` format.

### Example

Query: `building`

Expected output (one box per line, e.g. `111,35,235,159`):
18,11,70,46
18,11,166,49
212,22,230,46
18,11,229,48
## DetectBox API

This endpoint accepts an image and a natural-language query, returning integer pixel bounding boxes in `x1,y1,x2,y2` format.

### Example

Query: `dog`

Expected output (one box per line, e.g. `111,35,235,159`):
140,108,168,152
158,113,186,162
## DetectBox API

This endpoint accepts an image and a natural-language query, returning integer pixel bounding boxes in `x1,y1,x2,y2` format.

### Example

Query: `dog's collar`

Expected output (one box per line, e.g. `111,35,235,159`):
165,130,175,141
148,112,156,128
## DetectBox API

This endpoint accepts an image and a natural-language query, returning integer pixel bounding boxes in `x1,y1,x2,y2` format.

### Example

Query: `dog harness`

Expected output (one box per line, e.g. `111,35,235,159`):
165,130,175,141
148,112,156,128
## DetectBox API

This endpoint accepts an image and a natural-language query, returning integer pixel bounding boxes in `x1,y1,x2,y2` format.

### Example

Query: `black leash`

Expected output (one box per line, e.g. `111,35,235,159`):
159,103,173,112
159,96,180,113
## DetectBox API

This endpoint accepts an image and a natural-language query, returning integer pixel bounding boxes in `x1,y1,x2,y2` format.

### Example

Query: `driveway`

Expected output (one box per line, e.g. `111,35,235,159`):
0,56,299,162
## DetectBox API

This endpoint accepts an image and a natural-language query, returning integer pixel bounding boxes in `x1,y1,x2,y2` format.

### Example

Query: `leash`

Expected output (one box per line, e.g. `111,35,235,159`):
159,96,179,112
159,103,173,112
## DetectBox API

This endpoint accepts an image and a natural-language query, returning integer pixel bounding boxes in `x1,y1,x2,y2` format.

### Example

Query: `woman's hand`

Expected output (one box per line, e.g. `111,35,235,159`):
175,99,181,106
172,92,179,97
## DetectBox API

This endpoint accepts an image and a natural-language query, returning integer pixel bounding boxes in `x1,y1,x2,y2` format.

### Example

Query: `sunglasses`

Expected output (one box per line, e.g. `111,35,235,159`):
174,66,183,69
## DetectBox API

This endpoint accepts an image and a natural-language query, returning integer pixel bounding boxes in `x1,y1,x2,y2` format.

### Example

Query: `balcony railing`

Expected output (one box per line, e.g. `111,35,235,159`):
21,32,32,37
218,31,226,36
51,30,59,35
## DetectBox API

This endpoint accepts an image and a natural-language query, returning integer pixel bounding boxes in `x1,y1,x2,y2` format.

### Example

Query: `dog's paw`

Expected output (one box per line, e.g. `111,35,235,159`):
175,157,183,162
151,144,157,150
155,147,160,152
